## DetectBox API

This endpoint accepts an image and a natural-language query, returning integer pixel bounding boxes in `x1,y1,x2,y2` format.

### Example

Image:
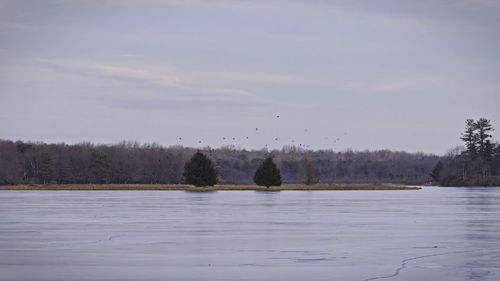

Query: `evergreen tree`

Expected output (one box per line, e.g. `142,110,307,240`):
430,161,443,182
90,149,111,184
493,144,500,175
484,140,494,162
475,118,494,160
253,157,282,188
16,141,33,154
38,152,52,184
460,119,477,156
439,118,499,186
183,151,218,186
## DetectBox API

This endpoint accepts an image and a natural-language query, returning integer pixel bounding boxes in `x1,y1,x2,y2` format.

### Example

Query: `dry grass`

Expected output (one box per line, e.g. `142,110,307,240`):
0,184,420,191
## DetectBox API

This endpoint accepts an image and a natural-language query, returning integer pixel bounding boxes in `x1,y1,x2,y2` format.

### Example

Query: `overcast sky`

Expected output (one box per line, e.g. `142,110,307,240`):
0,0,499,154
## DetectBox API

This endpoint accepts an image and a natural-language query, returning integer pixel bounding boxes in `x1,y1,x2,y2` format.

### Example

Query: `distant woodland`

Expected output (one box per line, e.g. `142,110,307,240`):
0,140,439,185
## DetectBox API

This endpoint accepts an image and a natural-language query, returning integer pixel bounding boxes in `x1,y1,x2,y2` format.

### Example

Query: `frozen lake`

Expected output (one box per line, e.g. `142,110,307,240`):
1,187,500,281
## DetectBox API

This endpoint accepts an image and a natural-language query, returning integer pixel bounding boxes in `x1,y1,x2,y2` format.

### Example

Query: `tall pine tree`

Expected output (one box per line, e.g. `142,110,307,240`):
475,118,494,160
430,161,443,182
90,149,111,184
38,152,52,184
460,119,478,157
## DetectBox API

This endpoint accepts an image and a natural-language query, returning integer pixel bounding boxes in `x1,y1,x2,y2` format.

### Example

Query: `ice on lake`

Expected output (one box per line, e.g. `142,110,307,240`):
1,187,500,281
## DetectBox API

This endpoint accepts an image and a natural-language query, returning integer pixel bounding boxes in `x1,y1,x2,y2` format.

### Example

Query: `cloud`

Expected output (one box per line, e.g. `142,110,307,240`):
113,54,144,59
36,58,264,103
322,0,500,28
117,0,275,11
94,65,181,88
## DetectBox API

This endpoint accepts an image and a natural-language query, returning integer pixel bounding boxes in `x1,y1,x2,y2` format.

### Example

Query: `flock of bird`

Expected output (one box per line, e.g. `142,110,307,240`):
177,114,346,151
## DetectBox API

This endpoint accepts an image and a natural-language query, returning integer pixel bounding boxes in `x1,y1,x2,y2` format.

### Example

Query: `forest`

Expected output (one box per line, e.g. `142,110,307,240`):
0,140,439,185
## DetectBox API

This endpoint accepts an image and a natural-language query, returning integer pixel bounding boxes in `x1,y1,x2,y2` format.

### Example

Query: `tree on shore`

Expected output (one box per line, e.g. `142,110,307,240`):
90,149,111,184
38,152,53,184
430,161,443,182
16,141,35,182
183,151,218,187
301,156,319,185
460,119,478,157
254,157,282,188
439,118,499,186
476,118,494,159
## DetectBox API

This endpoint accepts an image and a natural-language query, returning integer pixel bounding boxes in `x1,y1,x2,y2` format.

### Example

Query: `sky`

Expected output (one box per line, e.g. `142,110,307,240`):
0,0,499,154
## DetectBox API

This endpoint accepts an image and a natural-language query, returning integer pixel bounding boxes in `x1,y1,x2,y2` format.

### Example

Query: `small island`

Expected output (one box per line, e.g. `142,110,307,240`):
0,149,420,191
0,184,420,191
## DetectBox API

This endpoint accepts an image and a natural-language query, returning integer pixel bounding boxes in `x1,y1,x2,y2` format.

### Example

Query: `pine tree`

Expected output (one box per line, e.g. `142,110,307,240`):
253,157,282,188
90,149,111,184
460,119,478,157
430,161,443,182
183,151,218,187
38,152,52,184
484,140,494,162
440,118,499,186
475,118,494,160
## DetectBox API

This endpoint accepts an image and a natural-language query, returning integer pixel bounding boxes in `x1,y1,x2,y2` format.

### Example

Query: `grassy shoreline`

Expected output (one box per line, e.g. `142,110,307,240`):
0,184,421,191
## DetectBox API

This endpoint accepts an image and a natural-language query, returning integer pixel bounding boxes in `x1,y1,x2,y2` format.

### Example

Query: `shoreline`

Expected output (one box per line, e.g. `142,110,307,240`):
0,184,421,191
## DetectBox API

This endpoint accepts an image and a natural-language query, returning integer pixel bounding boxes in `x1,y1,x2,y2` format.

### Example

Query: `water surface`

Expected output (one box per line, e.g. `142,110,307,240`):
1,187,499,281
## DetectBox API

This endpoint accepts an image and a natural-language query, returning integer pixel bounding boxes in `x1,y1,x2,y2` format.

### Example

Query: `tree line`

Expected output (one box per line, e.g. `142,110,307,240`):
0,139,439,185
432,118,500,186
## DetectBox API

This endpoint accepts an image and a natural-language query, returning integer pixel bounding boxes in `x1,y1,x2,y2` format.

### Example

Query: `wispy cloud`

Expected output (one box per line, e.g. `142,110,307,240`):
117,0,276,11
113,54,144,59
36,58,267,104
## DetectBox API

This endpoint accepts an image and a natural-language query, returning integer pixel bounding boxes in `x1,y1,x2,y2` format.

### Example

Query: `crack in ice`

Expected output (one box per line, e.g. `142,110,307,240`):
361,250,474,281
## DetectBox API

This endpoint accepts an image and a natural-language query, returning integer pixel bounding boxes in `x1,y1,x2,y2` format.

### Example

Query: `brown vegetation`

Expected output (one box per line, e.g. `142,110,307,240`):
0,184,420,191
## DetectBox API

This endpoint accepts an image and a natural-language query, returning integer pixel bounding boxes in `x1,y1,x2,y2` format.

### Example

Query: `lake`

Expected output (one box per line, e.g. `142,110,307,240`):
1,187,499,281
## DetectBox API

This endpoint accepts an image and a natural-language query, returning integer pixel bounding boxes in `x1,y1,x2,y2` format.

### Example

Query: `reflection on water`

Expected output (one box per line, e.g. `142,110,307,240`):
465,189,500,244
1,187,499,281
462,189,500,281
